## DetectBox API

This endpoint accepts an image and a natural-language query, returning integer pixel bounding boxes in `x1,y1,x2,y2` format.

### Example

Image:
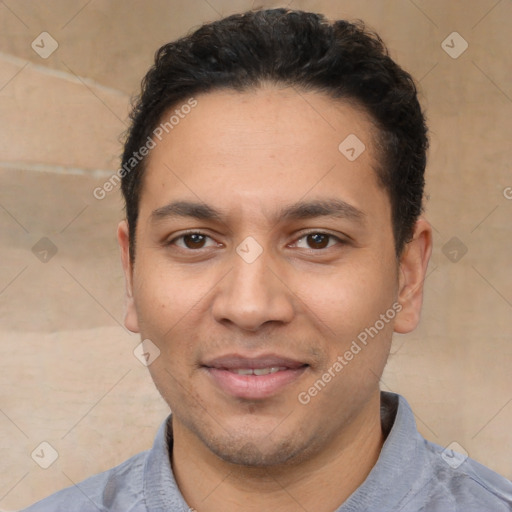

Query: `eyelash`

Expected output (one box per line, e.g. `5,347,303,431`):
167,230,345,252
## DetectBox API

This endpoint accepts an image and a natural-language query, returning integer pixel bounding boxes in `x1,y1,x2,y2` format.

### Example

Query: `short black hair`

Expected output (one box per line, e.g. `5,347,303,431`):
121,8,428,261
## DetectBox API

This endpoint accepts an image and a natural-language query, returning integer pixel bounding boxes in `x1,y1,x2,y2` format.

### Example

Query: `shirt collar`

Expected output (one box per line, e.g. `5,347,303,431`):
143,413,190,511
336,392,429,511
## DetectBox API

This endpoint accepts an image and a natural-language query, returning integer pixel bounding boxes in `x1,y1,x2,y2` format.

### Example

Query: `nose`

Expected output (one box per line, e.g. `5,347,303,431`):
211,246,295,332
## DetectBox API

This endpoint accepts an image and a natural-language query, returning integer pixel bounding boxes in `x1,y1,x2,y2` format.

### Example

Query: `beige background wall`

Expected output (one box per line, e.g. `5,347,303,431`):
1,0,511,509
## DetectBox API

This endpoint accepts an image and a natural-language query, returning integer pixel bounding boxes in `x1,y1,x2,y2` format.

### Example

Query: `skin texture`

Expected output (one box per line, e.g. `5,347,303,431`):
117,86,432,512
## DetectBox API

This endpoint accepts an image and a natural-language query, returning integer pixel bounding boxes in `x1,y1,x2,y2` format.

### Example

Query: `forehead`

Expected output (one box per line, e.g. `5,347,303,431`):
138,86,389,227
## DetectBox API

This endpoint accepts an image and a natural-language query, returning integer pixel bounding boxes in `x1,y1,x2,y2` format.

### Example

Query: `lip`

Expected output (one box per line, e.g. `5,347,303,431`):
202,353,308,400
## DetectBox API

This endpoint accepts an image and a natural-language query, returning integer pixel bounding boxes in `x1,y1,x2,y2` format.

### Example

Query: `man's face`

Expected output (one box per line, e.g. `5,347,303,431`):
119,87,416,466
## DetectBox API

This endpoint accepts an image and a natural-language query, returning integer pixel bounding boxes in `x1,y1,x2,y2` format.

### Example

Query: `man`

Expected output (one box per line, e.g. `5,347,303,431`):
24,8,512,512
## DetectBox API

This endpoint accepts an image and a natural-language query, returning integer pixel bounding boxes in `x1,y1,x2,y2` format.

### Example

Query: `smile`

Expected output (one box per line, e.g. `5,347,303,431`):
227,367,287,375
202,354,309,400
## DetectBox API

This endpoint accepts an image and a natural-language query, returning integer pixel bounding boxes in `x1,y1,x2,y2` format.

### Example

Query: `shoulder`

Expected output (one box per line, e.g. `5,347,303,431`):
387,394,512,511
414,438,512,511
22,450,148,512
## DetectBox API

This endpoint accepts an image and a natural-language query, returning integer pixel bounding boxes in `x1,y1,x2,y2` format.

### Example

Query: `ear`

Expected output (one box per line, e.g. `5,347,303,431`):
394,218,433,334
117,220,140,333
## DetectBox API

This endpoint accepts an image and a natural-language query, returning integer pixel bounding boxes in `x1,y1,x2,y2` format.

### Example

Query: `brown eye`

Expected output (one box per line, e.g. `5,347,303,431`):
292,232,342,251
306,233,330,249
170,232,217,250
182,233,207,249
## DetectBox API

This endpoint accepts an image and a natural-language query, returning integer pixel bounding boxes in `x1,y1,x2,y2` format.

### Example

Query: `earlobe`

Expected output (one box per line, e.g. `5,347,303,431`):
117,220,140,333
394,218,433,334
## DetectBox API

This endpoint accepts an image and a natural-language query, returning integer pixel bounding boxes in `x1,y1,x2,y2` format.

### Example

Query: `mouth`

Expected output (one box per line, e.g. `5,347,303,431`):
201,354,309,400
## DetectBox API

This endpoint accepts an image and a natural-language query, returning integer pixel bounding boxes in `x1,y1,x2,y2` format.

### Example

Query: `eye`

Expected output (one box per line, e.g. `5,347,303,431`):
292,232,342,250
169,232,218,250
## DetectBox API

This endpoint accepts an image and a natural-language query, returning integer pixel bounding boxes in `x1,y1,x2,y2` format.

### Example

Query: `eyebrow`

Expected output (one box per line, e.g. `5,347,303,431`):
151,201,223,222
279,198,365,223
150,198,366,225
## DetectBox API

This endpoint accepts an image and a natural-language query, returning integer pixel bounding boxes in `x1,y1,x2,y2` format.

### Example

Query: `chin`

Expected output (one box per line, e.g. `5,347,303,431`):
208,436,301,467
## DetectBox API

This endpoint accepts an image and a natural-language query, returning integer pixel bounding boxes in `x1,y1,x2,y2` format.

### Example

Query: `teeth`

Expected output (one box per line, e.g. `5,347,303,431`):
254,367,281,376
231,367,284,376
233,368,253,375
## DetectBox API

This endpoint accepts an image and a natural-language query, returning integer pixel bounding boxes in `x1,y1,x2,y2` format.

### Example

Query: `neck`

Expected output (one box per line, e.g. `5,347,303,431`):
171,393,384,512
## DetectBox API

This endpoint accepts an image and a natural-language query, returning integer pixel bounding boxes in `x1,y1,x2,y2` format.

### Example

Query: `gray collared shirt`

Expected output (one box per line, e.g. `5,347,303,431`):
23,392,512,511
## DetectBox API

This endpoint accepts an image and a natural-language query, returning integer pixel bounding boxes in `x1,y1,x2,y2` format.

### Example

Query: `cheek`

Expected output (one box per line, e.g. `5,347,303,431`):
132,260,215,377
291,252,398,339
133,259,203,335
